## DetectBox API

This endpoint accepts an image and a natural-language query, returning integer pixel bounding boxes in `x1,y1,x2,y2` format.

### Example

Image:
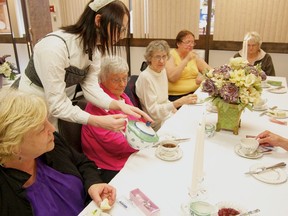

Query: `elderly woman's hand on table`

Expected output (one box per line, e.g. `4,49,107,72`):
256,130,288,151
88,183,116,208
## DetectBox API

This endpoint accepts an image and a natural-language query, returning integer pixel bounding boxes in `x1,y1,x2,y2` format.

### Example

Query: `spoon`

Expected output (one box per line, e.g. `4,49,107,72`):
238,208,260,216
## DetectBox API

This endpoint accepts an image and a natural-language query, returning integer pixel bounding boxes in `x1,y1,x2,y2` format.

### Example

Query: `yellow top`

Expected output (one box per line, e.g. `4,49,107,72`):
168,49,200,95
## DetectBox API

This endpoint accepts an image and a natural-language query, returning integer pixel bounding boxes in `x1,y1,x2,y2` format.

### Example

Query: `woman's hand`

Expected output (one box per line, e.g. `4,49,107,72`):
173,94,198,109
88,183,116,208
256,130,288,151
88,114,128,131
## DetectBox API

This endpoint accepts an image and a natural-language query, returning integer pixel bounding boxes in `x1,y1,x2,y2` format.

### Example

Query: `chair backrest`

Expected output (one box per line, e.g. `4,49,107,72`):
58,97,87,153
124,75,142,110
140,61,148,72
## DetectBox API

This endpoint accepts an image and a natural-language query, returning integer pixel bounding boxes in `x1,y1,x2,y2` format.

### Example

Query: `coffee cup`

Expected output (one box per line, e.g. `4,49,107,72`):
158,141,179,157
240,138,259,155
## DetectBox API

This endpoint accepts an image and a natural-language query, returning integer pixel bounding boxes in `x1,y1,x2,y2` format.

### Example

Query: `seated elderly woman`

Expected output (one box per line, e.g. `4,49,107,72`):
0,89,116,216
81,55,138,183
234,31,275,76
136,40,198,131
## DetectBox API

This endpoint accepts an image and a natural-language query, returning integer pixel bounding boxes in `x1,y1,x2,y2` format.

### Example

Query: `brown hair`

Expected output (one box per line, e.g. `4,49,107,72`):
175,30,195,48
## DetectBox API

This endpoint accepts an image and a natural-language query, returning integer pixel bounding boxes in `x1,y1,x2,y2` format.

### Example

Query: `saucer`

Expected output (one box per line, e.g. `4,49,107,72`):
155,146,183,161
234,144,263,159
249,163,287,184
253,104,268,111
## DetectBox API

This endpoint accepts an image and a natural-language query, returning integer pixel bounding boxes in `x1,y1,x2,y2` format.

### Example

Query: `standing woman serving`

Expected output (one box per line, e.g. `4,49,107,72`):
16,0,151,131
166,30,212,102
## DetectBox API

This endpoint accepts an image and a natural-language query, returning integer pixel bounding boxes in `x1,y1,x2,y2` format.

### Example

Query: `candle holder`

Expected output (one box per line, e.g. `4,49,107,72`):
189,174,206,200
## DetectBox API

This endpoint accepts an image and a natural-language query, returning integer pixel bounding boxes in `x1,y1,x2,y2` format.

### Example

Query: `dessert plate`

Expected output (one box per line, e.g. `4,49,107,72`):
266,109,288,119
155,146,183,161
249,163,287,184
234,144,263,159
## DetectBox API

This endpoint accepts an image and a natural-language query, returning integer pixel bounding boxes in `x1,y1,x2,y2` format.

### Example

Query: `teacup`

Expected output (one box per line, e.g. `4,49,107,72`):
240,138,259,155
190,201,218,216
158,141,179,157
253,97,267,110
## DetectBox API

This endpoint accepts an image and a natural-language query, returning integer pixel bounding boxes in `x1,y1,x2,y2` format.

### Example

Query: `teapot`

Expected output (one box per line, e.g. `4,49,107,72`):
123,120,159,150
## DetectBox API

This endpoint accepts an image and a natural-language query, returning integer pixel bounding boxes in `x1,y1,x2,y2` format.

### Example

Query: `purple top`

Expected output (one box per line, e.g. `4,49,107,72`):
26,158,85,216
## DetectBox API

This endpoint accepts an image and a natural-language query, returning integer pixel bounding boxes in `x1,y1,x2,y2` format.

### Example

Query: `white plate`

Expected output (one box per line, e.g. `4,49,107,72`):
253,104,268,111
155,146,183,161
249,163,287,184
268,88,287,94
266,109,288,119
234,144,263,159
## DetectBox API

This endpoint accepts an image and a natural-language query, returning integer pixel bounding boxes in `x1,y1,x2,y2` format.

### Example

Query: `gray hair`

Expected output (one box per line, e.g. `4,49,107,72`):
144,40,170,65
99,55,129,82
244,31,262,47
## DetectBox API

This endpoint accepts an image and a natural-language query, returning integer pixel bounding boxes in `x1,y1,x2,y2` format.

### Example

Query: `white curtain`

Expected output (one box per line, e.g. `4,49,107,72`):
59,0,129,27
132,0,200,39
213,0,288,42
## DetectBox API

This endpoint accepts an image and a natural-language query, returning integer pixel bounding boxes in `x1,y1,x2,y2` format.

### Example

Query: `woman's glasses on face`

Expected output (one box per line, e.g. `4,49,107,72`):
181,40,196,46
152,55,168,61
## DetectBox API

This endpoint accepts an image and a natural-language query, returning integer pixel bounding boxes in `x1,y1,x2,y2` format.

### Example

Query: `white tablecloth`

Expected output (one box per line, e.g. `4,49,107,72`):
80,76,288,216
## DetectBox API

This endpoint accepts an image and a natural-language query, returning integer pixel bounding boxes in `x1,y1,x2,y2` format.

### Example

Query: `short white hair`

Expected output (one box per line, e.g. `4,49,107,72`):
99,55,129,82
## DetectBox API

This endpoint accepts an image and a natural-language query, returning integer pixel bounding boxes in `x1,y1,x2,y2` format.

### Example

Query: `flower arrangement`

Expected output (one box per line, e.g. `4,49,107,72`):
201,57,266,110
0,55,17,80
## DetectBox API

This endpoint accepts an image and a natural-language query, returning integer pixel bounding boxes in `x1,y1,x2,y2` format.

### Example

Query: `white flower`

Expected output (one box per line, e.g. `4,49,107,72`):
0,62,12,77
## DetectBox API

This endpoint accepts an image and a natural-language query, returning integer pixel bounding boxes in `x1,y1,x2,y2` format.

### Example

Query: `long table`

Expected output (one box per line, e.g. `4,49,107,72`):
79,76,288,216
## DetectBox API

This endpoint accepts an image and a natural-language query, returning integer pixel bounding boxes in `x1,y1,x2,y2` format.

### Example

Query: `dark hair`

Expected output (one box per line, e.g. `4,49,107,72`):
175,30,195,48
61,0,130,56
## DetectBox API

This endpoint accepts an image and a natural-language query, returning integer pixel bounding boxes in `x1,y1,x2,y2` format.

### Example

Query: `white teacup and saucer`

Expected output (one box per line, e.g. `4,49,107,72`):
235,138,263,159
155,140,183,161
253,97,268,111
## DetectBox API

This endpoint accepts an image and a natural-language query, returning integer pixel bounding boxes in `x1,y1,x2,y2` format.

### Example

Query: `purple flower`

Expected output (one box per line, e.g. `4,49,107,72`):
260,71,267,81
220,83,239,104
202,79,218,96
213,65,231,79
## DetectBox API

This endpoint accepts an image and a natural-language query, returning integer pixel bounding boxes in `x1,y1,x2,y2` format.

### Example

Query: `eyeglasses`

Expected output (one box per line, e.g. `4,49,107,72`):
152,55,168,61
181,40,196,46
111,77,129,84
